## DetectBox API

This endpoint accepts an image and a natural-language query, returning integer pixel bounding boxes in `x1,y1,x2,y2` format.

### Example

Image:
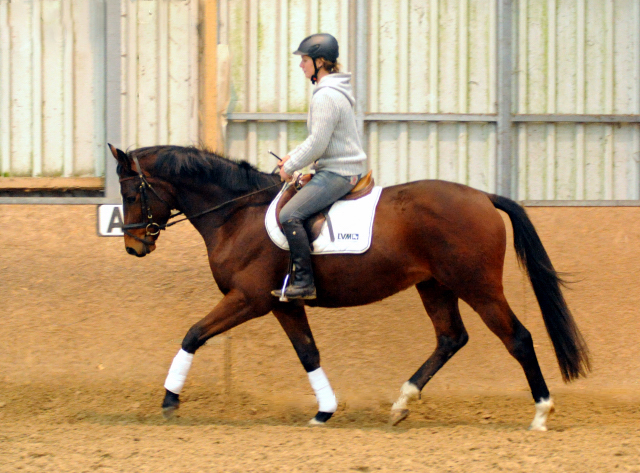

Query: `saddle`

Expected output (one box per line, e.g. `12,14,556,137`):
275,170,375,245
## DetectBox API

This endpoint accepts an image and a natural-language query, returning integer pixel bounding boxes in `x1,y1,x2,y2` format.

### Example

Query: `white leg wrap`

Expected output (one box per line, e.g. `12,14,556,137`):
164,349,194,395
308,367,338,413
392,381,420,410
529,397,554,431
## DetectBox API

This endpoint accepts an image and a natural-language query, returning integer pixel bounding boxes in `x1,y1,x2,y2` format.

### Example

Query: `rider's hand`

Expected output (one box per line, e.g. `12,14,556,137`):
278,155,292,181
279,166,292,182
277,155,291,168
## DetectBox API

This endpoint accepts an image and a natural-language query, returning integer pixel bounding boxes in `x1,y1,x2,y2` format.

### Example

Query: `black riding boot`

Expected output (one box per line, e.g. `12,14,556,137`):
272,217,317,300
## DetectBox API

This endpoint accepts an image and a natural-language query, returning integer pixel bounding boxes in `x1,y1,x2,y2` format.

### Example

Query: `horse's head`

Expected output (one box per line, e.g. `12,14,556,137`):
109,144,176,257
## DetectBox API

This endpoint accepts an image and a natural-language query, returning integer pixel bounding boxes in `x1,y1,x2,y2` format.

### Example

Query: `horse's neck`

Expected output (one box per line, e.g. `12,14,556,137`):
173,180,276,246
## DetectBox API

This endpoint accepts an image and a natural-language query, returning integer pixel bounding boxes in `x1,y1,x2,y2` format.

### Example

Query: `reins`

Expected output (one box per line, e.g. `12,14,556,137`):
120,154,281,243
163,182,281,228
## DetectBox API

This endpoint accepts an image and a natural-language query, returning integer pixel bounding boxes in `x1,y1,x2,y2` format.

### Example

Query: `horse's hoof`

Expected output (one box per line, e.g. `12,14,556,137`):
162,405,178,420
161,389,180,420
308,411,333,426
389,408,410,426
529,397,554,431
528,424,548,432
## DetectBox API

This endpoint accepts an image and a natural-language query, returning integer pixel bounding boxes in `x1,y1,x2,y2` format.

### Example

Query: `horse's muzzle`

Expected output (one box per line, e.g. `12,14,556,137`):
125,238,156,257
126,246,147,257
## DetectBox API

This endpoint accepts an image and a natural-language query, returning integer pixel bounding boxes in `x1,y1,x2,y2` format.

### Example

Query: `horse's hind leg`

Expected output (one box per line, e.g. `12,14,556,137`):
468,293,554,431
272,303,338,425
390,280,469,425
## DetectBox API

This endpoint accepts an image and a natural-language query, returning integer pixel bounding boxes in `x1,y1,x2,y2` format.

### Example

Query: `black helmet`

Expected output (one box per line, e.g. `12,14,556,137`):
293,33,339,62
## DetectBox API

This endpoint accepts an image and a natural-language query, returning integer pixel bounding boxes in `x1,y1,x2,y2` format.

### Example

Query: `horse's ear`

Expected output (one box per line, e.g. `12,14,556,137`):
108,143,132,173
108,143,128,163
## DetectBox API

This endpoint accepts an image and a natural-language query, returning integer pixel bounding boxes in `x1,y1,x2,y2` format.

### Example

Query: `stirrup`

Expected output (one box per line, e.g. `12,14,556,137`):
272,273,291,301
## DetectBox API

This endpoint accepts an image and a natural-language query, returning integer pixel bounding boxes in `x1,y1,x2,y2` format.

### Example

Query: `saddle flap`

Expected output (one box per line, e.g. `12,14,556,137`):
266,185,383,255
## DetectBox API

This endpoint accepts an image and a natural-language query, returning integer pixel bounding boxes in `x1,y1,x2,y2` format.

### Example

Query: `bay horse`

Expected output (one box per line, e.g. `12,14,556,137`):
109,144,590,431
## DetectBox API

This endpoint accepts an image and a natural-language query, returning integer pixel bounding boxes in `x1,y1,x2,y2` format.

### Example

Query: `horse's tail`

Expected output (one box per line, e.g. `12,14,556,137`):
488,193,590,382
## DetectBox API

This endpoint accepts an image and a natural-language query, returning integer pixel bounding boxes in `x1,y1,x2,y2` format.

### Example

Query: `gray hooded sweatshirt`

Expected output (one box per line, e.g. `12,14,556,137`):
283,73,367,177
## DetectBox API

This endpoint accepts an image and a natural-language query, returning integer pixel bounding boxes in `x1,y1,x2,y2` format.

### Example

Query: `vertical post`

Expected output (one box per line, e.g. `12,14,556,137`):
635,0,640,199
224,335,232,397
104,0,121,203
355,0,367,145
496,0,514,198
32,0,42,177
63,0,74,178
202,0,219,151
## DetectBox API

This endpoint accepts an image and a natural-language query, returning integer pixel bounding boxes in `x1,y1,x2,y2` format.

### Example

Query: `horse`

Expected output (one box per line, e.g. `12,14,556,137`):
109,143,590,431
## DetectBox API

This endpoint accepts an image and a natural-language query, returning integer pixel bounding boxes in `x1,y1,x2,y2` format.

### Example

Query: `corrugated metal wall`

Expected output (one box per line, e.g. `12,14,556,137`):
1,0,638,201
222,0,499,189
221,0,352,172
366,0,496,188
221,0,640,200
516,0,640,200
0,0,199,179
121,0,199,150
0,0,106,178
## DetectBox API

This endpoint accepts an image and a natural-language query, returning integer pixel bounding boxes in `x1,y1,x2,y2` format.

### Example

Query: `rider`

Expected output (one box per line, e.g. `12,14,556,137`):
272,33,367,300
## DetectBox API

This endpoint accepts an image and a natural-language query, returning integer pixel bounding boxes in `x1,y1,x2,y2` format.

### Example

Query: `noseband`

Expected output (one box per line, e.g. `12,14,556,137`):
120,154,281,246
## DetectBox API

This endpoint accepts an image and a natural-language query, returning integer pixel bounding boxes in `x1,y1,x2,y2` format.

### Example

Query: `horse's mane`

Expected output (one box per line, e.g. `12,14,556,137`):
134,145,278,192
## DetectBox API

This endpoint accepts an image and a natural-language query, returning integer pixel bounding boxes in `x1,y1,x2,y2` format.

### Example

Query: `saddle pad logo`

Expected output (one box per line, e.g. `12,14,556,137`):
265,186,383,255
338,233,359,240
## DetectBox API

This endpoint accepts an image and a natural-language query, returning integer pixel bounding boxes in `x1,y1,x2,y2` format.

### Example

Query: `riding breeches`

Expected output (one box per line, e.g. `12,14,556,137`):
278,170,358,225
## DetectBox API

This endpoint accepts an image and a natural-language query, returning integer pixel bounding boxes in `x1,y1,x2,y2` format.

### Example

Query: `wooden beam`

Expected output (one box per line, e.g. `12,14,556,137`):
201,0,219,151
0,177,104,190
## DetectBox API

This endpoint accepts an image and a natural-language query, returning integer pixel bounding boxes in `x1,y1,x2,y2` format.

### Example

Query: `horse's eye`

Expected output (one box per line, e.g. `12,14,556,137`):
125,196,136,204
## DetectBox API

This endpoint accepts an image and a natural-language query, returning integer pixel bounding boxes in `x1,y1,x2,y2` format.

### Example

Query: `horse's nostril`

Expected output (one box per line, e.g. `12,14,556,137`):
126,247,138,256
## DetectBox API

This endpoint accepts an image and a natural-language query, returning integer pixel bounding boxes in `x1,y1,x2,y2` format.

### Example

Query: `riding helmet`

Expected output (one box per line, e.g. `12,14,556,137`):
293,33,339,62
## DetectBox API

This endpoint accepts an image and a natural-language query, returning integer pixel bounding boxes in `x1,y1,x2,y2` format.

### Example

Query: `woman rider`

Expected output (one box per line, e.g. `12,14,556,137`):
272,33,367,301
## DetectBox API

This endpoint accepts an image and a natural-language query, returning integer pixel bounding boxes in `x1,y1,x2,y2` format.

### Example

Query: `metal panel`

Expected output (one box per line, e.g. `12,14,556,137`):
0,3,10,177
121,0,199,150
496,0,513,197
223,1,494,192
366,0,497,190
222,0,353,171
0,0,106,179
223,0,499,190
221,0,640,204
515,0,640,200
104,0,121,204
0,0,198,204
1,0,638,206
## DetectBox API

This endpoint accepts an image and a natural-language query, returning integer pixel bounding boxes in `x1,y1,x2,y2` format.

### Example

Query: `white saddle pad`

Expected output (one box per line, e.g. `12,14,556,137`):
265,185,383,255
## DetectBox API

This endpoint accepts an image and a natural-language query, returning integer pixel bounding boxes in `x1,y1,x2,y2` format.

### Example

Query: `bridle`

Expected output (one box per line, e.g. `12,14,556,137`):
119,154,281,246
119,154,175,245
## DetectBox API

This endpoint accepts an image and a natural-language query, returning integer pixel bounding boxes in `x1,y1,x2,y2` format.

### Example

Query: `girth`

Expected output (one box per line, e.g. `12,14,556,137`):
275,170,375,246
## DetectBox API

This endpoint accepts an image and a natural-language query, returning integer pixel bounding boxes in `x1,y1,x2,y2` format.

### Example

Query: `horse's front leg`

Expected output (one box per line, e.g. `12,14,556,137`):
272,303,338,425
162,290,265,418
